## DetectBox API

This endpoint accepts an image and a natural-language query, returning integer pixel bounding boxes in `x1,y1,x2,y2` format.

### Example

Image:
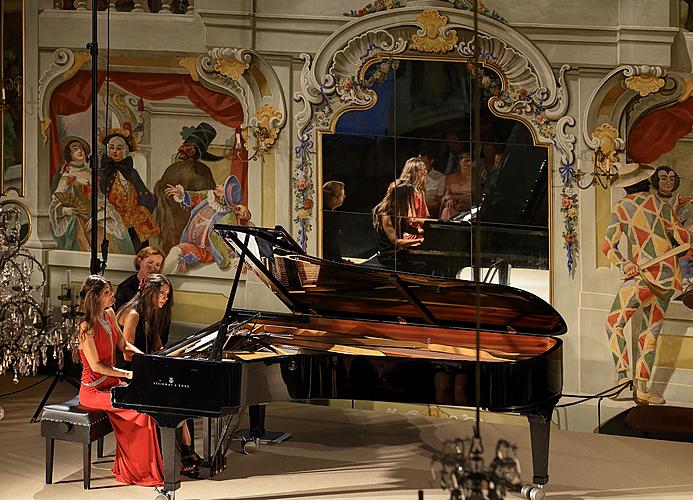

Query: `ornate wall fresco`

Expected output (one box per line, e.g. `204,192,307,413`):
37,48,286,274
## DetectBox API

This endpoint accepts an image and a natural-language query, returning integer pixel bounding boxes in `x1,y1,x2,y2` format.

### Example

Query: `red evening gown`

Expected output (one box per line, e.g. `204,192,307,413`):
78,313,164,487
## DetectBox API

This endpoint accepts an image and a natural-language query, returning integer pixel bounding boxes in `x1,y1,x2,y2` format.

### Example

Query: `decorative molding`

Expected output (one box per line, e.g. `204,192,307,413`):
38,49,90,144
590,123,624,166
623,66,666,97
214,58,250,81
197,48,250,118
457,34,538,91
251,103,283,149
178,57,199,81
331,30,407,106
411,9,458,53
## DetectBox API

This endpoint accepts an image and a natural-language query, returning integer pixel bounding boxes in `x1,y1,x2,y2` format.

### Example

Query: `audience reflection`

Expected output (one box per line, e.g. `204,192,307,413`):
440,152,472,220
322,180,347,263
420,150,446,217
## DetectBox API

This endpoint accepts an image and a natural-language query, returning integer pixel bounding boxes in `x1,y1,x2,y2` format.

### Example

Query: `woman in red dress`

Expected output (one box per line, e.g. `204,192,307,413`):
397,157,429,238
77,275,164,487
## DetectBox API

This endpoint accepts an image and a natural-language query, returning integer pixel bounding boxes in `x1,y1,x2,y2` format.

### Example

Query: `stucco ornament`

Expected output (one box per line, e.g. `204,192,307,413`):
411,9,458,53
249,103,283,150
624,66,666,97
590,123,624,173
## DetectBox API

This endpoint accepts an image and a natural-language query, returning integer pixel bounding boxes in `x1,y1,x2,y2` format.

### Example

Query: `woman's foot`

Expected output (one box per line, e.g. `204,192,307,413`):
180,454,199,478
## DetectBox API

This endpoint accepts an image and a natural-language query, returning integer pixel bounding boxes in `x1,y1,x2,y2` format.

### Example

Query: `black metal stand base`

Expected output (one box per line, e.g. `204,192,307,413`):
231,429,292,445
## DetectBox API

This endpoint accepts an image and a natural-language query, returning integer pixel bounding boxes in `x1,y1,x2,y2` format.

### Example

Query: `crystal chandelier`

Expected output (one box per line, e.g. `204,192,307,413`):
0,206,80,385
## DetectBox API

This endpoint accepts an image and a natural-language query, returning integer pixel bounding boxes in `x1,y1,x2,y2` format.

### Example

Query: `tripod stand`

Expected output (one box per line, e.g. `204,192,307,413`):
30,288,83,423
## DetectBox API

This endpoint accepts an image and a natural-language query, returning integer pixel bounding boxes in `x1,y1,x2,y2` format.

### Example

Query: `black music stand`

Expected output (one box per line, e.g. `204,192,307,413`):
30,289,83,423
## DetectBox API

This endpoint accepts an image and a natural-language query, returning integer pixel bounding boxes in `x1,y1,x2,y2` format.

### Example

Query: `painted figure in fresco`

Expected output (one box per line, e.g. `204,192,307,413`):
99,128,158,252
652,165,680,200
161,175,252,273
49,137,133,253
603,163,691,405
651,166,693,296
153,123,221,255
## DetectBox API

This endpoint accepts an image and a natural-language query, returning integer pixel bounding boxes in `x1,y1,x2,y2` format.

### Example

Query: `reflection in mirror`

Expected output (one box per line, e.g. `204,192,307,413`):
321,58,550,300
0,199,31,244
1,0,24,196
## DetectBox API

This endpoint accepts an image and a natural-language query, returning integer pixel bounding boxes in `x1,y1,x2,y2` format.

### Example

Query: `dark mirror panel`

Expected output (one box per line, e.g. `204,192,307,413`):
321,58,550,299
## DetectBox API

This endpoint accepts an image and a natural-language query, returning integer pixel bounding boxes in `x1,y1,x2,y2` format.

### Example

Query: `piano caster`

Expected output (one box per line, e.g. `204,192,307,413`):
520,484,545,500
241,437,259,455
154,487,172,500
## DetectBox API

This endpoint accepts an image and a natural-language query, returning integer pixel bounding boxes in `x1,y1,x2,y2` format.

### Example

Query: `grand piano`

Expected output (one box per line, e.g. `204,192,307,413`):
112,225,565,500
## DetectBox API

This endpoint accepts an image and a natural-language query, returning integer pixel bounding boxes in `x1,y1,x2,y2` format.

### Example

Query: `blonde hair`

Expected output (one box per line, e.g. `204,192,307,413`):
398,157,427,191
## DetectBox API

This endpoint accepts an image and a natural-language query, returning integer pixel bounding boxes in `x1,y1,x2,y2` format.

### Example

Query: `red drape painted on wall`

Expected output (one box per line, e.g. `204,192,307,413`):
49,70,247,204
628,98,693,164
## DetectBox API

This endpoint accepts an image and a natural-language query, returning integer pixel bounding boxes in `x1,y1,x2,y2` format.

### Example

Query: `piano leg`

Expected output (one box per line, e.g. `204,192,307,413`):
526,402,556,486
249,404,266,439
160,425,182,494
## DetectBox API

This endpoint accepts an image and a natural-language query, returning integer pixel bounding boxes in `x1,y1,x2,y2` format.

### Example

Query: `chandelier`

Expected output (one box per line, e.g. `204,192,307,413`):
431,436,541,500
0,206,80,385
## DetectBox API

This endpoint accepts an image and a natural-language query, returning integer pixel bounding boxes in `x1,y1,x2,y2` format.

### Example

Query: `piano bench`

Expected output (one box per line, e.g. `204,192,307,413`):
40,397,113,490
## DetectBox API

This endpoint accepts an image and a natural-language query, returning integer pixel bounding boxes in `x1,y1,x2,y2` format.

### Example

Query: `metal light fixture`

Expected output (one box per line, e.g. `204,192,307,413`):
573,146,619,189
232,125,272,163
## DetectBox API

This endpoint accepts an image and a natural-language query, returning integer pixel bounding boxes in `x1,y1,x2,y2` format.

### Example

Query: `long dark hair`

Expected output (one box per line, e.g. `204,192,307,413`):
73,274,111,362
372,180,416,235
116,273,173,352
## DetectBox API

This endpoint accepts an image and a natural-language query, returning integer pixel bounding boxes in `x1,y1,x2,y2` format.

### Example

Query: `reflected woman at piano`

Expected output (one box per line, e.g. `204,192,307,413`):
397,157,430,233
364,180,422,270
75,275,164,487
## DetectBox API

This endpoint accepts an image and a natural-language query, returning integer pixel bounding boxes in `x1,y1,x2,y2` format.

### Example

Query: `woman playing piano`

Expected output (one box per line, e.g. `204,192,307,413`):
115,274,202,477
75,275,164,487
367,180,422,270
397,157,430,228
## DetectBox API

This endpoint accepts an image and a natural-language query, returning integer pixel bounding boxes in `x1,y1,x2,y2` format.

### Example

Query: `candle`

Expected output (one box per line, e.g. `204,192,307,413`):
43,294,50,316
235,132,242,148
66,268,72,299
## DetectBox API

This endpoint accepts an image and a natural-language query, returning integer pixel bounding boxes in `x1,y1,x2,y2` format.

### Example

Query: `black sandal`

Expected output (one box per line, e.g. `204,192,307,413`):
181,445,203,467
180,454,199,478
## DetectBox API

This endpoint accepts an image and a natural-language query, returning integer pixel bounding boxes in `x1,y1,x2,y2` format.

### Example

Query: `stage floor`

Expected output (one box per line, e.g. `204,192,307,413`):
2,376,693,499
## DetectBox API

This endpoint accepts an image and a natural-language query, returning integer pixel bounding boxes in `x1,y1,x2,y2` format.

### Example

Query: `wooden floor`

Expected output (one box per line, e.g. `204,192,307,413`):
2,375,693,499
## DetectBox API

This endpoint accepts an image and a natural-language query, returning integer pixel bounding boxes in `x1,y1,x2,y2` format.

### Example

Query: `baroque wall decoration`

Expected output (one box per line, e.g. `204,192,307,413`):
343,0,507,23
293,7,577,275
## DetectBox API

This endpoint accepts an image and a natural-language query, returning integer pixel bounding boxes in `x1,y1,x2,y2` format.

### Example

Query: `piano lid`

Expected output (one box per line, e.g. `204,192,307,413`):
215,225,566,337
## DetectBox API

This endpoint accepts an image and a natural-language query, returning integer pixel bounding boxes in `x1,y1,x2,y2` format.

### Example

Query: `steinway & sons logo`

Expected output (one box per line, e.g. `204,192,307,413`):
153,376,191,389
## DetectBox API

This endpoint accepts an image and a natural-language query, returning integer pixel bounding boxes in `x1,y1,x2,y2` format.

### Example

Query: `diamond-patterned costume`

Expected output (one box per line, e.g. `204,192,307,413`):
602,192,690,382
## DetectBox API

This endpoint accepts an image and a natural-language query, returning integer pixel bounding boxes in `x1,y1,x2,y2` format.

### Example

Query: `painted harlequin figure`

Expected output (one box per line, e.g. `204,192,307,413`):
602,162,691,405
99,128,159,252
161,175,251,273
